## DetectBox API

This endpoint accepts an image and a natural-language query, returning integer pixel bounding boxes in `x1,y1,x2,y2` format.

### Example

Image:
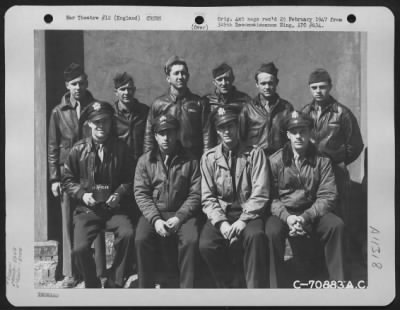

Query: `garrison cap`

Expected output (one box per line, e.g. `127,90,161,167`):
81,101,114,122
212,105,241,128
64,63,86,82
153,114,180,133
164,56,188,75
285,111,313,131
212,63,234,79
114,72,134,89
308,68,332,85
255,62,278,80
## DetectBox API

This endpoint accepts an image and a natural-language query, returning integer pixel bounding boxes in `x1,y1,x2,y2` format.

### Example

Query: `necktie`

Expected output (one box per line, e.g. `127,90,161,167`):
316,105,322,119
98,144,104,162
228,151,232,169
294,153,301,171
76,101,81,119
164,155,169,168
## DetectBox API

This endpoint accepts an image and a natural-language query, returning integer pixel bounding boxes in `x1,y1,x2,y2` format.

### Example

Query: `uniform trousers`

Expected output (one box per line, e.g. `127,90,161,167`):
199,218,268,288
265,213,345,288
72,210,135,288
59,166,106,280
135,215,201,288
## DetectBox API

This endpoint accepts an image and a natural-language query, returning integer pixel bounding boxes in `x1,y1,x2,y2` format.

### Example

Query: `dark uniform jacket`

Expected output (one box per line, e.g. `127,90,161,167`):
62,136,135,214
143,88,209,159
134,144,201,225
204,87,251,150
201,144,270,226
269,142,337,225
48,91,95,182
240,94,293,155
112,99,149,163
301,96,364,165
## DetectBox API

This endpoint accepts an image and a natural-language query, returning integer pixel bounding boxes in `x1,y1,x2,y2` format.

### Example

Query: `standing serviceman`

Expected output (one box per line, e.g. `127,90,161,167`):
112,72,149,163
48,63,95,288
240,62,293,155
143,56,209,159
203,63,250,149
301,69,364,269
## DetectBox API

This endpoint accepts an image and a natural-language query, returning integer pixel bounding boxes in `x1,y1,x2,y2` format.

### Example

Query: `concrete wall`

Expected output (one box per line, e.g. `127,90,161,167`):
83,30,365,181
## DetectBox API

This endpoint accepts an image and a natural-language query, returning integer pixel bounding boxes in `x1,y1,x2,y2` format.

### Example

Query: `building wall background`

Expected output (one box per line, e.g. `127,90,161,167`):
83,30,365,181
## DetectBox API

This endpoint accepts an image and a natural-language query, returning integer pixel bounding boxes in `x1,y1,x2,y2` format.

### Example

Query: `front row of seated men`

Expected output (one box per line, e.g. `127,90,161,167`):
62,100,344,288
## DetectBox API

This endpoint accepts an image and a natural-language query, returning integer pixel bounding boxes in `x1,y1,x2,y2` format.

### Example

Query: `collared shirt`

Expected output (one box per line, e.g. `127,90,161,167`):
117,100,135,120
221,144,238,197
259,94,278,114
69,95,81,119
93,139,111,185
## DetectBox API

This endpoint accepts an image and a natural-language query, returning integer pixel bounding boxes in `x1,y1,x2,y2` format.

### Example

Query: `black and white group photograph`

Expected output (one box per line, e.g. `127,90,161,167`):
33,29,367,290
5,4,397,307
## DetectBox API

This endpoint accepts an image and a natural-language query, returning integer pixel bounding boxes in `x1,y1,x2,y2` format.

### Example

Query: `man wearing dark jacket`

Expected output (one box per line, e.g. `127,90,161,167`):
48,63,95,287
62,101,136,288
134,114,201,288
203,63,251,150
199,106,269,288
301,69,364,222
240,62,293,155
143,56,209,159
112,72,149,163
265,111,344,288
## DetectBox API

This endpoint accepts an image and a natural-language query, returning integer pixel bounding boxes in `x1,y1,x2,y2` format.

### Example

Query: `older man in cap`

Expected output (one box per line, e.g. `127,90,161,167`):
134,114,201,288
112,72,149,162
62,100,136,288
265,110,344,288
199,105,269,288
301,69,364,220
240,62,293,155
203,63,251,150
48,62,96,287
143,56,208,159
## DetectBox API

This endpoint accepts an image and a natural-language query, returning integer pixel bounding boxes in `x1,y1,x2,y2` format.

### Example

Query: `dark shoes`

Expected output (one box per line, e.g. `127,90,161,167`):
103,278,123,288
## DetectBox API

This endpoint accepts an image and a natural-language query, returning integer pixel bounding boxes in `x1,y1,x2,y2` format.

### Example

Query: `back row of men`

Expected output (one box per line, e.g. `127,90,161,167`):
48,57,364,288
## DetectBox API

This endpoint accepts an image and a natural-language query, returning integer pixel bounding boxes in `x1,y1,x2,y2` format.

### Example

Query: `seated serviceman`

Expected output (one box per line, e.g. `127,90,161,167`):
265,111,344,288
143,56,209,159
62,101,136,288
204,63,251,150
134,114,201,288
240,62,293,155
199,106,269,288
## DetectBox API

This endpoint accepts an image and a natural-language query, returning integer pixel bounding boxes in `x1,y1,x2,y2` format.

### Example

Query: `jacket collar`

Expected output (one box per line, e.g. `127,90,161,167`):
215,143,251,179
88,135,114,153
282,142,318,167
214,86,238,102
309,95,339,114
114,98,140,114
168,87,191,103
149,141,187,163
60,90,94,110
254,93,281,110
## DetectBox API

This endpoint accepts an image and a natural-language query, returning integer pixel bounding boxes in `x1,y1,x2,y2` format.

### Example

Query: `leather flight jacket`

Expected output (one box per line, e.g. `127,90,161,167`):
144,88,209,159
240,94,293,155
48,91,95,182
